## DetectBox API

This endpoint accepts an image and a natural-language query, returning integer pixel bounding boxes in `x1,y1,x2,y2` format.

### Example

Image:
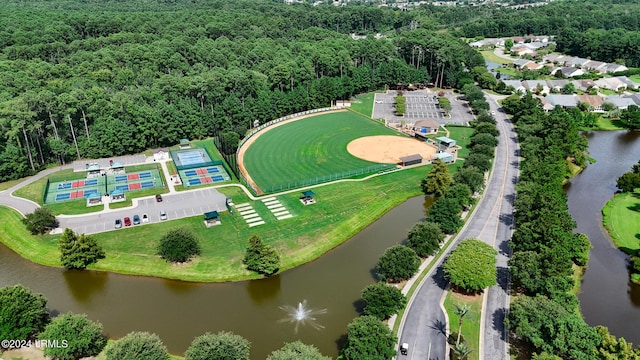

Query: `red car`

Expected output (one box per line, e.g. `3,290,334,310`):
124,217,132,227
155,194,163,202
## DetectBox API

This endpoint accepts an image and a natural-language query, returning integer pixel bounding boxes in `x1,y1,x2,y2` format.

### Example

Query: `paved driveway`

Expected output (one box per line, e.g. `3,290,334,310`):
58,188,227,235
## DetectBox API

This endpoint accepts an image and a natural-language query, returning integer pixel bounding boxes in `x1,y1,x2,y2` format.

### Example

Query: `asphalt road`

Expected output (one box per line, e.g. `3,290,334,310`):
397,93,517,360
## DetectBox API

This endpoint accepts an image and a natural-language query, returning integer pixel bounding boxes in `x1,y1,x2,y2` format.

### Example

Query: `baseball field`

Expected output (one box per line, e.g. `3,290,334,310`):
241,110,402,192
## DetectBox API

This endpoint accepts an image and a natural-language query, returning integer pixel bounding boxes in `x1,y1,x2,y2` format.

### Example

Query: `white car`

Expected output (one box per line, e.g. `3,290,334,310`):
491,110,496,115
142,213,149,223
159,210,168,221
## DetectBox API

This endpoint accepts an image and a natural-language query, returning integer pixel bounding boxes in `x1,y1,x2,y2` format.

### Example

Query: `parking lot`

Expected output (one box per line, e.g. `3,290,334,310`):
58,188,227,235
371,90,474,126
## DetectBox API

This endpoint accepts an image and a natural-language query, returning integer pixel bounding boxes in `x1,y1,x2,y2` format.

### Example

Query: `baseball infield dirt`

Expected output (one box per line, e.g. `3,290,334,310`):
347,135,437,164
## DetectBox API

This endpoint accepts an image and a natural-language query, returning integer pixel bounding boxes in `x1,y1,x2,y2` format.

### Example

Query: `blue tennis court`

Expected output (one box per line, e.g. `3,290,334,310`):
212,175,224,182
184,170,197,177
141,181,154,189
115,175,128,182
57,183,72,190
207,168,219,174
115,184,129,191
139,172,152,179
56,193,71,201
85,179,98,186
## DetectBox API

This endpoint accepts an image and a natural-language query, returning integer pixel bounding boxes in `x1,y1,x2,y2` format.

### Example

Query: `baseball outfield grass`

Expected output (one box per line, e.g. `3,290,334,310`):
602,192,640,254
0,161,464,282
242,110,400,192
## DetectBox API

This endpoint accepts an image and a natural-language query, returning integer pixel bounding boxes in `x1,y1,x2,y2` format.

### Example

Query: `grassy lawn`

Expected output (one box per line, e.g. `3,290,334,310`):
0,162,463,282
480,50,513,64
630,74,640,83
350,92,376,117
444,291,482,360
243,110,399,192
590,116,627,130
496,66,518,77
599,89,617,96
446,126,474,158
602,192,640,254
0,177,27,191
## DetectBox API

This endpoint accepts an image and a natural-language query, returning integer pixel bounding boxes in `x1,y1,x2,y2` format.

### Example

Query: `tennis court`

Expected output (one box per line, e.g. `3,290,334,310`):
178,165,231,188
172,148,214,169
45,177,105,204
107,169,163,194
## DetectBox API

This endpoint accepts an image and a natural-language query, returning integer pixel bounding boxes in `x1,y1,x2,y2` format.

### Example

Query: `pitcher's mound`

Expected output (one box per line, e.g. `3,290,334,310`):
347,135,438,164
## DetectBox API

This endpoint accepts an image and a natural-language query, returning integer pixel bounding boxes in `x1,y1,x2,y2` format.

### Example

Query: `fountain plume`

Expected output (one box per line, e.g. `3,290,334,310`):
278,300,327,333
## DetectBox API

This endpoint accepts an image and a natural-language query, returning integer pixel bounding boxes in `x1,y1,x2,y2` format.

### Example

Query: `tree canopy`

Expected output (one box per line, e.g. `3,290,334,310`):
443,239,497,293
406,221,445,257
421,158,452,197
104,332,169,360
361,282,406,320
266,341,331,360
157,228,201,263
375,245,421,283
59,228,105,270
185,331,250,360
341,315,397,360
0,284,50,342
243,235,280,276
39,312,107,360
22,208,58,235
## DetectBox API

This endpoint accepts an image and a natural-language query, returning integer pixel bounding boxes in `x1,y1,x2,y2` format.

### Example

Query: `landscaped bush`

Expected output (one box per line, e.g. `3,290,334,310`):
157,228,201,263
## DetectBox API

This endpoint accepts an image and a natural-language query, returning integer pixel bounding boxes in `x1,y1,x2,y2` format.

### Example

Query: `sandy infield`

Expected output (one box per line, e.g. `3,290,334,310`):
347,135,438,164
237,109,347,194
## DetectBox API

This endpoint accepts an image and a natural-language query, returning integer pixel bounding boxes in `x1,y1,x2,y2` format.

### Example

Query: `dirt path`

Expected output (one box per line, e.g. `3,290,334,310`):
236,109,347,194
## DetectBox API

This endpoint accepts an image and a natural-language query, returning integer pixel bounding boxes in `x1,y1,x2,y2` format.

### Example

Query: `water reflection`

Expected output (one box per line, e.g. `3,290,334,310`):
246,275,281,304
63,270,108,303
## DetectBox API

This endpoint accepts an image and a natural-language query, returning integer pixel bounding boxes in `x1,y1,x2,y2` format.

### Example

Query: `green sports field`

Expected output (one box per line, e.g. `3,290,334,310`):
242,111,400,192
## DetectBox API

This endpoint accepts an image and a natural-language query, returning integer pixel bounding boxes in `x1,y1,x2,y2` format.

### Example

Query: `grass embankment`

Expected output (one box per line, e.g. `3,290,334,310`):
587,116,627,131
0,161,462,282
443,292,482,360
0,177,26,191
446,126,474,158
480,50,513,64
350,92,376,117
602,192,640,254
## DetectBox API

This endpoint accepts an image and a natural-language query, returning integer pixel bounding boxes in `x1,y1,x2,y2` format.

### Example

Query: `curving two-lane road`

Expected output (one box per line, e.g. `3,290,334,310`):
398,93,518,360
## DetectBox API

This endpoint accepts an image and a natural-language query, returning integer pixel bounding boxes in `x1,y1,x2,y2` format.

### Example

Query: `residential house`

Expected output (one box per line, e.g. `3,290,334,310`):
577,94,605,112
512,46,536,57
555,56,575,66
595,78,627,92
615,76,639,90
524,62,544,70
469,38,504,48
546,79,569,92
536,96,555,112
502,80,526,94
572,79,599,92
583,60,607,72
554,67,585,77
546,94,578,108
523,80,550,95
625,94,640,106
606,96,636,110
513,58,532,69
567,57,590,68
511,36,525,44
542,54,565,64
604,63,629,73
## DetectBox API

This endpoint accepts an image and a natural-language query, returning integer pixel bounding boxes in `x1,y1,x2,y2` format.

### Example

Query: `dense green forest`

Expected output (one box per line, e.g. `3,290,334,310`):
460,0,640,67
502,94,640,358
0,0,484,181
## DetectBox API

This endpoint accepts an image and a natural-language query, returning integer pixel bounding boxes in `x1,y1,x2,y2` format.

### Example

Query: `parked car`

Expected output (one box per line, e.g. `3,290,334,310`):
159,210,167,221
133,214,140,225
114,219,122,229
124,217,132,227
155,194,163,202
142,213,149,223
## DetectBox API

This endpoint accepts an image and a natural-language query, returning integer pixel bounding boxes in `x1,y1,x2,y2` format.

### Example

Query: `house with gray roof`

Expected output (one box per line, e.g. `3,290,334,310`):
536,95,555,112
583,60,607,72
502,80,526,94
546,80,569,92
567,57,590,68
546,94,578,108
554,67,584,78
605,96,636,110
513,58,532,69
625,94,640,106
595,77,627,92
604,63,629,73
572,79,599,92
615,76,639,90
523,80,550,95
542,54,565,64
